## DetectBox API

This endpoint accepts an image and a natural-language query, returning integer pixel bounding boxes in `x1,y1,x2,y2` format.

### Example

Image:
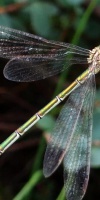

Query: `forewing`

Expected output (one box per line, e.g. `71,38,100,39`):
63,73,95,200
43,71,95,178
0,26,89,81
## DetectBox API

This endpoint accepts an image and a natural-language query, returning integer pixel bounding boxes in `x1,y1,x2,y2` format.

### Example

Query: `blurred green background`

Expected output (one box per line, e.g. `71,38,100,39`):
0,0,100,200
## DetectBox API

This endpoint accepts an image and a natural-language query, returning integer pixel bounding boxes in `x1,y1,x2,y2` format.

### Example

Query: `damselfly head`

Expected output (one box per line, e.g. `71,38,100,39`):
87,46,100,74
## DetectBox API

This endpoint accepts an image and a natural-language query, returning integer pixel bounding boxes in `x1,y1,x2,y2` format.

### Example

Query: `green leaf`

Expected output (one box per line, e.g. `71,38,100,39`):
0,14,26,30
93,90,100,140
91,147,100,167
66,0,84,5
37,115,55,132
57,0,84,7
93,112,100,141
0,14,12,27
30,2,59,38
91,90,100,167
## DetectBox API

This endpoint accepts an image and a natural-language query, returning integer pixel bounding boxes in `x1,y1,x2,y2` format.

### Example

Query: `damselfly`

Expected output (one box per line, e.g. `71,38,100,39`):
0,26,100,200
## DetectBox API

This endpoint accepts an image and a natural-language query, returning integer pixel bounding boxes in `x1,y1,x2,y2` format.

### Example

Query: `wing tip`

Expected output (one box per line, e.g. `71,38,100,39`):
43,160,59,178
3,59,20,82
3,59,29,82
43,167,53,178
3,69,21,82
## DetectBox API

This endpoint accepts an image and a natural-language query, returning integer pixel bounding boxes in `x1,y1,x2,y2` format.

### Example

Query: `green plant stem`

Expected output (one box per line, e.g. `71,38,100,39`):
56,186,65,200
72,0,98,44
13,170,43,200
31,136,45,173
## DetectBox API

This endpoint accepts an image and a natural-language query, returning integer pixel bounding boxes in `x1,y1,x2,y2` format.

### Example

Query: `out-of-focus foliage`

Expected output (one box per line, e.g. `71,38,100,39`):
37,115,55,132
58,0,84,7
91,90,100,167
30,2,59,38
0,0,100,200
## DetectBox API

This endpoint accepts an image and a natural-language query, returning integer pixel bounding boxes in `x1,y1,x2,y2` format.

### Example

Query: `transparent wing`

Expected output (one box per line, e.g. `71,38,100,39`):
43,70,95,178
3,56,88,82
63,72,95,200
0,26,90,81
